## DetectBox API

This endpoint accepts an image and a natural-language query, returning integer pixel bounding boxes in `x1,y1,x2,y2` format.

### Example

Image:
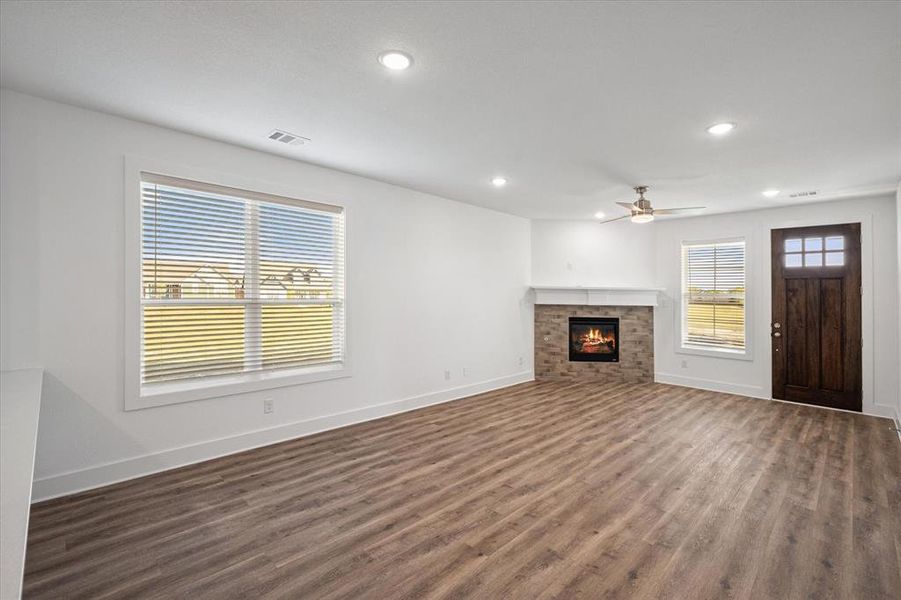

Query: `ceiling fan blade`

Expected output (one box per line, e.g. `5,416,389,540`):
615,201,636,211
652,206,706,215
598,214,631,224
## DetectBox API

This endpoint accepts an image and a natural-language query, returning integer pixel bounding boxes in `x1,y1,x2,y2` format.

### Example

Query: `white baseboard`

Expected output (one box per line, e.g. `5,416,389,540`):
865,403,900,420
654,372,768,399
894,408,901,442
31,371,535,502
656,372,900,423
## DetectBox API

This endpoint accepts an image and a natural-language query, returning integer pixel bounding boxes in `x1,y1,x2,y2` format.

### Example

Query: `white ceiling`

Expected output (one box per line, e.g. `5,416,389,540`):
1,1,899,219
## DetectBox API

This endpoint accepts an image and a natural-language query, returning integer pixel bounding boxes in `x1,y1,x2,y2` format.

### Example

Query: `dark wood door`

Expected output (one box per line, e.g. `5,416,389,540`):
771,223,861,411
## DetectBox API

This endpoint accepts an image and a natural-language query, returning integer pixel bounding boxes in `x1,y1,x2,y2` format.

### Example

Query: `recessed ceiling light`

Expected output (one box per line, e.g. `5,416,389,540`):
491,176,507,187
762,189,780,198
378,50,412,70
706,122,736,136
594,211,606,219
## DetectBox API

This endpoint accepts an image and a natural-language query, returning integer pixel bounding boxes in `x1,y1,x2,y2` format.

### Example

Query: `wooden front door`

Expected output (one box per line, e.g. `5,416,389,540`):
771,223,861,411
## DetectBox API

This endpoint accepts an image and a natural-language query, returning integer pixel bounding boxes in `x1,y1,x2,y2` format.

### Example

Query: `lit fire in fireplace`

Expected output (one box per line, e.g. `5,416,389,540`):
569,317,619,362
580,328,613,347
575,327,616,353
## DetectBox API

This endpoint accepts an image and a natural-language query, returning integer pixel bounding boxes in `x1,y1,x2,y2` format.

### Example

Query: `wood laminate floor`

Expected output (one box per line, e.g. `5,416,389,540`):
24,381,901,599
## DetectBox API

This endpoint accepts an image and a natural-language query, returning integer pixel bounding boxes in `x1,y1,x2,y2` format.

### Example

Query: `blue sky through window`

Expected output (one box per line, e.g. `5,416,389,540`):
142,183,336,268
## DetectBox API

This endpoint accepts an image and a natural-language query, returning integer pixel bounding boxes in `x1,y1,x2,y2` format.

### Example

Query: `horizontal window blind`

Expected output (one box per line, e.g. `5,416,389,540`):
681,240,745,351
141,173,345,385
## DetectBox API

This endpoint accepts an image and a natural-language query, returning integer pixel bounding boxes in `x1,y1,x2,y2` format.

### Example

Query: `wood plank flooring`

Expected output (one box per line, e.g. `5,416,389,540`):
23,381,901,599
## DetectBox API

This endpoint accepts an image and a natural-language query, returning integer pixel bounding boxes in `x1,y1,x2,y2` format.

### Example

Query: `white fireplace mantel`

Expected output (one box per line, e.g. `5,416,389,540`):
531,285,664,307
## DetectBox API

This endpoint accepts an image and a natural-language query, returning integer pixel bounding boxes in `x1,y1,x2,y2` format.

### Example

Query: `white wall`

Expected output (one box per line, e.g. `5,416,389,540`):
897,182,901,426
531,197,900,419
531,219,656,287
0,89,533,500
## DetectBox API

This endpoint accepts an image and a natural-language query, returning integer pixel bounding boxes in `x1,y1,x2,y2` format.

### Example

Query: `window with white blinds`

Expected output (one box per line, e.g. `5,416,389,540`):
140,173,345,388
681,239,746,352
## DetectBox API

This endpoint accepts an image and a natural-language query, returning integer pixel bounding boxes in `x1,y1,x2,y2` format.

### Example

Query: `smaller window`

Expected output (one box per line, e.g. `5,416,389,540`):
784,235,845,268
681,239,746,354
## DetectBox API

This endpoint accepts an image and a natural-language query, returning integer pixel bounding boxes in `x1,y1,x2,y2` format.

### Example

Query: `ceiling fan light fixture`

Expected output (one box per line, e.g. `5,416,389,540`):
601,186,704,226
631,213,654,224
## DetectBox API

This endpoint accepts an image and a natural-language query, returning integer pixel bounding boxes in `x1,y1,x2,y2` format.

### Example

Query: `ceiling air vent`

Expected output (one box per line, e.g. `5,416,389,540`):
267,130,310,146
789,190,818,199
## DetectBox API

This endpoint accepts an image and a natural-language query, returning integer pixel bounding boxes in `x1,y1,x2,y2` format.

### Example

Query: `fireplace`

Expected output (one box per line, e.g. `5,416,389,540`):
569,317,619,362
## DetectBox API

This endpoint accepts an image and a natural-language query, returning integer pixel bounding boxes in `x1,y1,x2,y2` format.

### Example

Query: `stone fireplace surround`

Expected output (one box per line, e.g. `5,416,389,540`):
531,287,659,383
535,305,654,382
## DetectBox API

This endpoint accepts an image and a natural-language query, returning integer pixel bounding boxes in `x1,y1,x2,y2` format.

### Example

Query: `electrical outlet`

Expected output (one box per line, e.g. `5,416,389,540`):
444,370,451,380
680,360,688,369
518,356,524,367
263,398,274,414
462,367,468,377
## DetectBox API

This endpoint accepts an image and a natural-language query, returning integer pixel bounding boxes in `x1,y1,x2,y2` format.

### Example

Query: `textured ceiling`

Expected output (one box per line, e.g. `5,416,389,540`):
1,1,898,218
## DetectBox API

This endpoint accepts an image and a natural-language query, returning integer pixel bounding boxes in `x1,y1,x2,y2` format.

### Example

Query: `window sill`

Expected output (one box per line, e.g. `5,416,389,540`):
126,363,351,411
676,345,753,361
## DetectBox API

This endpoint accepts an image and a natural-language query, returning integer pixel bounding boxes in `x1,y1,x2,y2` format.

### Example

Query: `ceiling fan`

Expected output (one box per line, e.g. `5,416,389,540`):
600,186,704,224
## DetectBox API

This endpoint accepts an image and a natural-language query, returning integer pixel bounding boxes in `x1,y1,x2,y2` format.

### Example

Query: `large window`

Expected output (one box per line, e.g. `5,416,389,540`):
681,239,746,353
137,172,345,400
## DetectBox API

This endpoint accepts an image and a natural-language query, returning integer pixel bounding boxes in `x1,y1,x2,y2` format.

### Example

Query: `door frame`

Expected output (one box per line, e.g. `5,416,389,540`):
770,222,862,410
761,212,876,414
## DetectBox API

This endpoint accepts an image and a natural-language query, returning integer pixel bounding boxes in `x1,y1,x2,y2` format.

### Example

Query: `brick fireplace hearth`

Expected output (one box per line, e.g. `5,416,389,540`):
534,304,654,382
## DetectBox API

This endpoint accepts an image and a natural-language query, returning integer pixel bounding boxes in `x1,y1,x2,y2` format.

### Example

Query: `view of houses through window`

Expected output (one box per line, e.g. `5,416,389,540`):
141,174,345,385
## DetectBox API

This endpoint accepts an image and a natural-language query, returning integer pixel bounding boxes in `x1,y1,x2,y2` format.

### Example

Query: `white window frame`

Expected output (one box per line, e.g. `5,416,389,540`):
676,236,752,361
124,157,351,410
